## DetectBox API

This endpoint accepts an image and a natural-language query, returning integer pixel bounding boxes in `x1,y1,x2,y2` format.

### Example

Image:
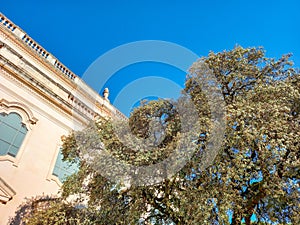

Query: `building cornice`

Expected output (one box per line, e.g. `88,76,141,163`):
0,54,90,125
0,13,127,121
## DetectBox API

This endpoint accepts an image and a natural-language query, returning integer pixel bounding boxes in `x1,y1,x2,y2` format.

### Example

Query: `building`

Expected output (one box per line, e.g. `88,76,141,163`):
0,13,126,224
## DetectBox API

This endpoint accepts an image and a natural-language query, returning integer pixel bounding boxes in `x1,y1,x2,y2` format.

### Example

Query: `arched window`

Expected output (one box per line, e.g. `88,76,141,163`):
52,149,78,182
0,112,28,157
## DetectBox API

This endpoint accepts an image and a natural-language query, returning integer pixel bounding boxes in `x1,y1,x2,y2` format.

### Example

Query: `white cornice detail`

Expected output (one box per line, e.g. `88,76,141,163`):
0,177,16,204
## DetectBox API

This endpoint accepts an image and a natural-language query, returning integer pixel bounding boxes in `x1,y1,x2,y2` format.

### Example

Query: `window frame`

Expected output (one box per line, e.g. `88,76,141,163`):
47,144,79,186
0,99,37,166
0,112,28,157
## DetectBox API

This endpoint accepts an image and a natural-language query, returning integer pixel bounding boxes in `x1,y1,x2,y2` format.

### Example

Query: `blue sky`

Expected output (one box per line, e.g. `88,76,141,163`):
2,0,300,115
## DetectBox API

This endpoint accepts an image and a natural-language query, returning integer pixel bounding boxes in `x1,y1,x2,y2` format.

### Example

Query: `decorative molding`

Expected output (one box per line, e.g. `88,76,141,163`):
0,98,38,125
0,52,96,124
0,155,15,164
46,144,63,187
0,64,88,128
0,22,126,121
0,98,36,165
0,177,16,204
0,16,78,87
49,175,63,188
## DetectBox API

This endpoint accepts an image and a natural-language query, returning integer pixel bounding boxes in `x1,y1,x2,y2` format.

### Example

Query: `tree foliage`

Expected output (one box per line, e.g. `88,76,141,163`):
15,46,300,225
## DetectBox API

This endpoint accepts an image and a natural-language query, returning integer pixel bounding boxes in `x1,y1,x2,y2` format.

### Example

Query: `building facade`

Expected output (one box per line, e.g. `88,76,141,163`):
0,13,125,224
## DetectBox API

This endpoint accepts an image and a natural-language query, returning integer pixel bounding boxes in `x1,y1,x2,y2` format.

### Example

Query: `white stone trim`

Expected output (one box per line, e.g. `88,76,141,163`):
0,177,16,204
0,99,37,166
0,98,38,128
46,143,63,187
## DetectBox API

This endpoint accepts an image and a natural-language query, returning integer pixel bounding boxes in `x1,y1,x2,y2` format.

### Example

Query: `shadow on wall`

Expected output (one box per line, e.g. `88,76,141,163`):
8,195,58,225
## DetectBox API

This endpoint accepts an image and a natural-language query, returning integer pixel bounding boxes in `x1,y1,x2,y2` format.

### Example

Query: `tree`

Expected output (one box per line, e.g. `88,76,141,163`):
16,46,300,225
184,47,300,224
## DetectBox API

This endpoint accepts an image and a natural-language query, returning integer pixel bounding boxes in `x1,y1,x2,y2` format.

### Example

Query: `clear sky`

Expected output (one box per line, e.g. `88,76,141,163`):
2,0,300,115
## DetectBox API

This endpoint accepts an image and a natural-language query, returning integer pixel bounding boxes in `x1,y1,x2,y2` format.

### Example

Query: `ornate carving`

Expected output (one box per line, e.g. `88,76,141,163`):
0,98,38,125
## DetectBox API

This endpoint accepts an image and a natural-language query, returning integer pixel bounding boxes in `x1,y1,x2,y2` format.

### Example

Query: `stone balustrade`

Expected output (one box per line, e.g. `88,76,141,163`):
54,61,77,81
0,15,16,32
0,13,76,82
22,34,49,58
0,12,127,121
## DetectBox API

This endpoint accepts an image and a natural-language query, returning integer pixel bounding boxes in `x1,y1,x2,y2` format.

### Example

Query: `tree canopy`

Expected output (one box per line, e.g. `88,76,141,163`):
13,46,300,225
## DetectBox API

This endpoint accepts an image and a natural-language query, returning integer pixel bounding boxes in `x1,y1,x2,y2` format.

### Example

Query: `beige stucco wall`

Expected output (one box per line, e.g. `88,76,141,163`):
0,35,85,224
0,13,126,224
0,60,74,224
